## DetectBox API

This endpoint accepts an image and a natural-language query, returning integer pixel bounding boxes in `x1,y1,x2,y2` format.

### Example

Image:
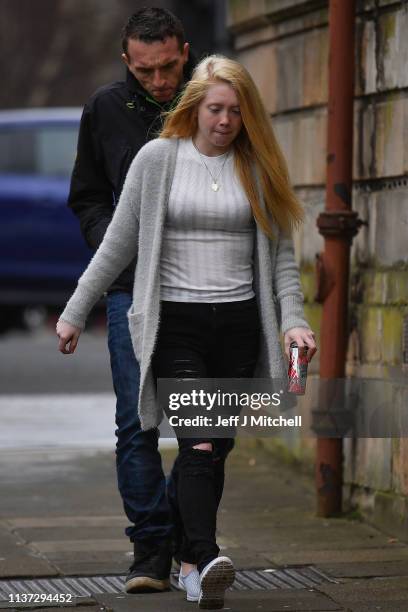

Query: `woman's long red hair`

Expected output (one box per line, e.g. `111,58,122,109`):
160,55,304,238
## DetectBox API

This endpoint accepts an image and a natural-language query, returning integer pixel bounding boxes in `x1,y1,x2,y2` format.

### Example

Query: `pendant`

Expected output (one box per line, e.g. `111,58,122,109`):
212,182,219,192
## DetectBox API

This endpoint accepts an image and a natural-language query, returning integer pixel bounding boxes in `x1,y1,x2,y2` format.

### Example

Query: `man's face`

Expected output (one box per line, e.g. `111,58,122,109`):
122,36,189,103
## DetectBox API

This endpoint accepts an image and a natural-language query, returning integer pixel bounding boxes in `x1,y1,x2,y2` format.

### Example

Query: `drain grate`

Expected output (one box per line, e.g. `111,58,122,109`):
0,567,336,600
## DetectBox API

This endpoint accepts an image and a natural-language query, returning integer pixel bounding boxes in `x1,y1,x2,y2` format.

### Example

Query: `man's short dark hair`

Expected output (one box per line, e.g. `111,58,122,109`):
122,7,185,55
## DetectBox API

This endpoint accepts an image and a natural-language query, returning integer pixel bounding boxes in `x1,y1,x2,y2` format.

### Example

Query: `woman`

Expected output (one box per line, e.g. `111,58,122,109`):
57,55,316,609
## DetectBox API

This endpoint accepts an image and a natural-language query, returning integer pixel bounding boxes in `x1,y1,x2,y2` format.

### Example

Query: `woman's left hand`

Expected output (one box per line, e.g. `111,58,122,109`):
284,327,317,362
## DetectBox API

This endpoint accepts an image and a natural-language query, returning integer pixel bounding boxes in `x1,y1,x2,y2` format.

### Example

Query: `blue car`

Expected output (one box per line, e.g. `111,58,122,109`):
0,108,93,318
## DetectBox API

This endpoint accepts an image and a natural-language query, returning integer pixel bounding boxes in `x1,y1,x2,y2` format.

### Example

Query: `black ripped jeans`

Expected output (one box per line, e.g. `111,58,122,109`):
152,298,260,571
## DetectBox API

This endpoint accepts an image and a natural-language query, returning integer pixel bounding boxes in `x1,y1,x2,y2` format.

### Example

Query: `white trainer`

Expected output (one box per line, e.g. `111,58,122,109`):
178,568,200,602
198,556,235,610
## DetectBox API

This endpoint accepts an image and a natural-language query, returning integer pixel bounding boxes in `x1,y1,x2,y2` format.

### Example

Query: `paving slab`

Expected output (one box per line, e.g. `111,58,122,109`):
0,528,57,578
211,546,276,570
263,547,408,566
347,603,408,612
0,598,96,610
12,528,126,543
92,590,344,611
30,540,131,555
317,575,408,605
0,557,59,579
0,529,27,557
4,518,127,530
39,547,131,575
243,509,328,526
52,561,130,576
47,553,131,575
315,560,408,578
0,450,123,520
219,526,398,554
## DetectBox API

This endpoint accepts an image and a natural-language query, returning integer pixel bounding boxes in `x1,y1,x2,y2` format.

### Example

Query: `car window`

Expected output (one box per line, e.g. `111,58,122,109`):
0,125,78,177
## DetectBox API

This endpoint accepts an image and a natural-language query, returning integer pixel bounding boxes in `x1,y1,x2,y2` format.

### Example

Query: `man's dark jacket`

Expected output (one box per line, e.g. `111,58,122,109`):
68,55,196,292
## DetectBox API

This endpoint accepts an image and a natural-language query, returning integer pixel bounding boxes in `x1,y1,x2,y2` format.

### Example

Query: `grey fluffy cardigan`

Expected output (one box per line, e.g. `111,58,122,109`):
60,137,310,431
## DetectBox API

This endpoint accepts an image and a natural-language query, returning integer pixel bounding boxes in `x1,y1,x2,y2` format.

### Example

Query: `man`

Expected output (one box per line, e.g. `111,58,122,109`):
68,8,194,593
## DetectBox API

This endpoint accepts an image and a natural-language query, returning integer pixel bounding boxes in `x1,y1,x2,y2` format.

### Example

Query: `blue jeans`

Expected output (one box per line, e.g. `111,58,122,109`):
106,291,173,544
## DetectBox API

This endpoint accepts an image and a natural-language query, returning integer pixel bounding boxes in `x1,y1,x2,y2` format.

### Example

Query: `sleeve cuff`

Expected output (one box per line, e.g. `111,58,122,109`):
58,309,86,330
279,294,310,334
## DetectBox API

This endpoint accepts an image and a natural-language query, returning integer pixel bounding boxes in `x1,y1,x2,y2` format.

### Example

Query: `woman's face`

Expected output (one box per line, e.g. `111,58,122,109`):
195,82,242,155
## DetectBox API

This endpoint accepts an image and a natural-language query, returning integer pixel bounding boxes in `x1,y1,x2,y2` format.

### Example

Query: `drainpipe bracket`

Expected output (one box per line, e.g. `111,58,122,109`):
316,210,366,241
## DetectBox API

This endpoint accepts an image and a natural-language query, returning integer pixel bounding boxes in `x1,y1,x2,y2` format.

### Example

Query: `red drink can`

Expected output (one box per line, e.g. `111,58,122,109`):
288,342,308,395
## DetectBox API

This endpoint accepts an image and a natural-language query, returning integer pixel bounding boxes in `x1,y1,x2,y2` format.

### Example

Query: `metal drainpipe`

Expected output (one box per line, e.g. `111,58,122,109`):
315,0,365,516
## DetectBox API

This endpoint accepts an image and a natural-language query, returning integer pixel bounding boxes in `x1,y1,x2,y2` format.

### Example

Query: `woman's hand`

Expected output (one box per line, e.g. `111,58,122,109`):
56,320,82,354
284,327,317,362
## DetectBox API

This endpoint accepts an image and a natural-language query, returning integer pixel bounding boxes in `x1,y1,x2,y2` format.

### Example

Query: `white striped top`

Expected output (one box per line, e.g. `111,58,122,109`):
160,138,255,302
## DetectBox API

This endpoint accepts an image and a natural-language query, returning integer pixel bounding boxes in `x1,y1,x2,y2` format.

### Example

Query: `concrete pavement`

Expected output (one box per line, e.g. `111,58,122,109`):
1,442,408,611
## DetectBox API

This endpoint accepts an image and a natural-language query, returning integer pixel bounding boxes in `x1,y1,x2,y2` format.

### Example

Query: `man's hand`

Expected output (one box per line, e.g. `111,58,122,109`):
56,320,82,354
284,327,317,362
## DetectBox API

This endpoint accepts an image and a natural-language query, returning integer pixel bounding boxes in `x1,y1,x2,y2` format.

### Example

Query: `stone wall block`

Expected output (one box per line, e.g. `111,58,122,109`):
360,306,385,362
356,17,377,96
378,8,408,90
227,0,324,29
276,35,304,111
369,188,408,266
355,8,408,96
387,271,408,305
364,270,408,305
351,191,371,264
274,27,328,112
359,306,403,364
373,491,408,541
392,435,408,497
352,188,408,267
272,94,407,188
357,0,376,9
239,45,278,113
296,191,325,265
382,308,404,364
303,28,328,106
237,26,327,114
352,95,407,180
259,436,316,474
343,437,355,484
379,0,400,6
227,0,266,27
353,100,375,180
353,438,393,491
365,271,388,305
375,96,407,177
274,109,327,185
